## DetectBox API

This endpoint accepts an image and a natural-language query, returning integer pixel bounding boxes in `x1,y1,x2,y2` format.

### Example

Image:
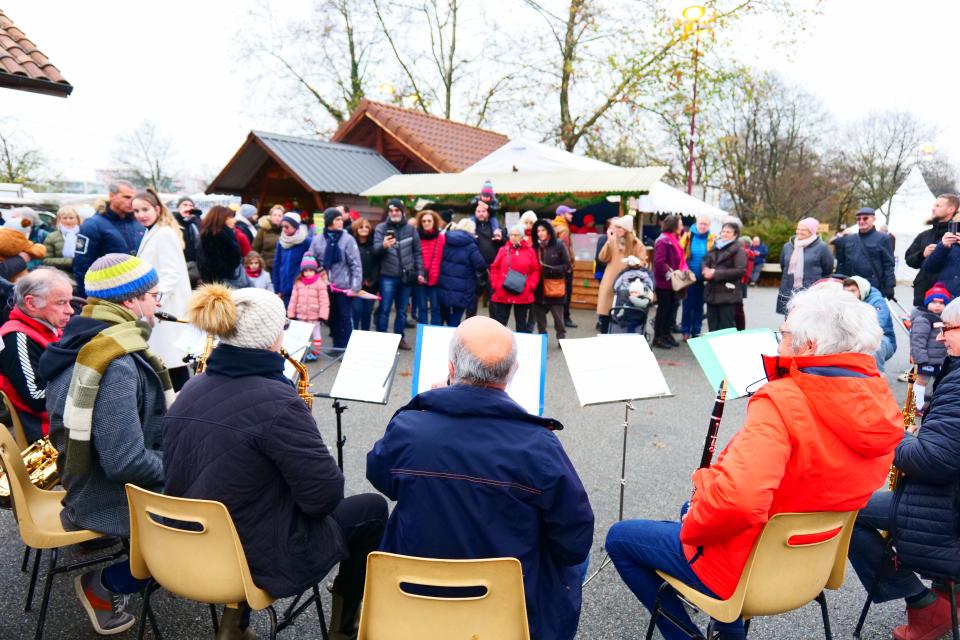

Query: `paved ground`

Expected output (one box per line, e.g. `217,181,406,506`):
0,285,917,639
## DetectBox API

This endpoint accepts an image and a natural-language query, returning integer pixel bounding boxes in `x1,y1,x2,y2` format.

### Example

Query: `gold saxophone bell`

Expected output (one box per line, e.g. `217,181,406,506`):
0,437,60,509
281,349,314,409
888,365,918,492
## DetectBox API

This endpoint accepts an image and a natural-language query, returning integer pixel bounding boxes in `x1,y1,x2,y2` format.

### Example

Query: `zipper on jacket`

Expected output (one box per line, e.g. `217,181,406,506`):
688,546,704,565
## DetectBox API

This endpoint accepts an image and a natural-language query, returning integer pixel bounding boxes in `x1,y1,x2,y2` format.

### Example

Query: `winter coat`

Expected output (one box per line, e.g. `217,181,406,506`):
73,208,146,296
552,216,574,260
906,220,951,307
864,286,897,352
472,216,504,266
921,240,960,299
199,227,243,284
752,242,768,266
437,230,486,310
235,216,256,245
892,357,960,579
273,236,311,302
253,218,281,274
419,233,446,286
306,231,362,292
702,241,747,306
776,237,835,314
355,238,380,294
234,227,252,257
682,352,902,598
137,225,191,317
373,220,423,280
40,316,166,537
910,308,947,367
42,229,74,272
834,228,896,298
0,306,60,438
490,242,541,305
597,232,645,315
680,230,715,278
367,384,594,640
288,275,330,322
164,344,347,597
653,233,684,290
532,221,570,305
175,214,202,265
247,269,273,292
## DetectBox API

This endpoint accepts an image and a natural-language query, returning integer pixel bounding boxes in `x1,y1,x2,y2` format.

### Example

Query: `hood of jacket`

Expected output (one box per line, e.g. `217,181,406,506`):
257,216,277,231
443,229,475,248
401,384,562,430
761,352,903,457
38,316,110,383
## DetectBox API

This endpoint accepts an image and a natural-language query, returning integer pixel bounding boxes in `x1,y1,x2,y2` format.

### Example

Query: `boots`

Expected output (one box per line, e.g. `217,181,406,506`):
215,605,256,640
328,593,361,640
893,593,957,640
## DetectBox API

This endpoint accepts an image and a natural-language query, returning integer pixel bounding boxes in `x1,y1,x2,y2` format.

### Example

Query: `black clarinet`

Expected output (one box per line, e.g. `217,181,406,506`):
699,379,729,469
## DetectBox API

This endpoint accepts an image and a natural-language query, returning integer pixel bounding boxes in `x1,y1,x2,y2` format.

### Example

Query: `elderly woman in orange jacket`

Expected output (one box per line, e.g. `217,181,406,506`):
605,284,903,640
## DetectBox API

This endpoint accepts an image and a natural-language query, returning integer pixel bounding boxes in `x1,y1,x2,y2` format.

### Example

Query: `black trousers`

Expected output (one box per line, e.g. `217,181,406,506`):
330,493,388,611
653,287,676,339
707,303,738,332
489,301,531,332
563,271,574,321
533,302,566,339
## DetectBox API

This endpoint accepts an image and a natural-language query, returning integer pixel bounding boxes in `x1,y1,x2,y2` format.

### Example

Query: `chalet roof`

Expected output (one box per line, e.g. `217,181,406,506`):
332,99,508,173
0,10,72,97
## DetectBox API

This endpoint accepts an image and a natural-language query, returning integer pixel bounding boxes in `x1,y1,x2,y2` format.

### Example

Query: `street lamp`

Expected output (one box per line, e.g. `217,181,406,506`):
682,4,712,196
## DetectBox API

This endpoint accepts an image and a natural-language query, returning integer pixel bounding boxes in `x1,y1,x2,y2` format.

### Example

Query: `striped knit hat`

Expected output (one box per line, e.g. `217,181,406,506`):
300,255,319,272
84,253,159,302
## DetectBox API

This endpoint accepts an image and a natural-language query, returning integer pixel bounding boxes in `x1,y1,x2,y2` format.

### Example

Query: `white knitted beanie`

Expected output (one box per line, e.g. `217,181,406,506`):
221,287,287,350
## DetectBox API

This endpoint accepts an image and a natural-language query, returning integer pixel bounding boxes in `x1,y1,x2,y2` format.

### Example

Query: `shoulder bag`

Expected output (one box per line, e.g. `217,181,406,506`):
501,248,528,295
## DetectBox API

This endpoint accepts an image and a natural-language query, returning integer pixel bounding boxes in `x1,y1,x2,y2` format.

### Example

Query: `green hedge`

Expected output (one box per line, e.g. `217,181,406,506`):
742,218,800,265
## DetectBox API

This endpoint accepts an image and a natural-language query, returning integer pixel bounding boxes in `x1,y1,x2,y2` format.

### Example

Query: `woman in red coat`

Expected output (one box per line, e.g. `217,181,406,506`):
605,284,903,640
489,224,540,332
414,209,446,325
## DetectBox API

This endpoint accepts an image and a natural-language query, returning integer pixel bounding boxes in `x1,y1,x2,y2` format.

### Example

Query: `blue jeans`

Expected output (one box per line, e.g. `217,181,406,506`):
352,297,375,331
749,263,763,284
101,558,149,595
875,336,896,373
606,519,745,639
376,276,411,335
848,490,925,603
415,284,443,325
447,306,465,327
681,281,705,337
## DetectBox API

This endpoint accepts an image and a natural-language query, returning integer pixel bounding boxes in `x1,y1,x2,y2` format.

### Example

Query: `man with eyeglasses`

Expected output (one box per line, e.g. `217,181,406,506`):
39,254,173,635
833,207,896,299
0,268,75,442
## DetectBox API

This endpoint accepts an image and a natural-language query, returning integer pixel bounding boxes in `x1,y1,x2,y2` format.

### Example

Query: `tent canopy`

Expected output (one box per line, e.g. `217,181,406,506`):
877,166,937,284
463,138,615,174
637,181,728,222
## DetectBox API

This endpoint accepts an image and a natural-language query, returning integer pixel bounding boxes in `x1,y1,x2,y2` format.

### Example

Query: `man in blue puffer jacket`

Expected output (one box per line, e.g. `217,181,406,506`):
847,297,960,640
73,180,144,296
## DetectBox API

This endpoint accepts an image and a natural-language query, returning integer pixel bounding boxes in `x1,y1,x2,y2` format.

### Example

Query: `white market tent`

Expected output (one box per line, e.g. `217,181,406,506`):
462,138,616,174
637,181,728,225
877,166,937,284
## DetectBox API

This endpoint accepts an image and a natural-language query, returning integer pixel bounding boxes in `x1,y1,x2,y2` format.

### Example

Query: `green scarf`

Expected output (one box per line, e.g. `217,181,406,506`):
63,299,174,476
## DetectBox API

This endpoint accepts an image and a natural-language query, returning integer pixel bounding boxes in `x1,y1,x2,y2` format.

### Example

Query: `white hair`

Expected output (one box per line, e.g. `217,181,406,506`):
14,268,74,309
520,211,539,225
508,223,525,236
454,218,476,235
942,297,960,325
696,214,712,224
786,285,881,355
448,330,518,386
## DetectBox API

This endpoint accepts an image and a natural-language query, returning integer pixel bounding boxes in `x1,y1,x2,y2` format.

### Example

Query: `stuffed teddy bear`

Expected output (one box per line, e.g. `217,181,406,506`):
0,218,46,280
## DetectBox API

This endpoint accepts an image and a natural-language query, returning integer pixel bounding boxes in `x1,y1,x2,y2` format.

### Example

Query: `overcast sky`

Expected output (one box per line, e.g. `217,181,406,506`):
3,0,958,186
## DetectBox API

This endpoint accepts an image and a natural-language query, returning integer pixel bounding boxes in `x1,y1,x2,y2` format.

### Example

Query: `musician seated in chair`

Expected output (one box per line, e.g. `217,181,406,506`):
163,284,387,640
605,285,902,640
0,268,75,441
847,296,960,640
39,254,172,636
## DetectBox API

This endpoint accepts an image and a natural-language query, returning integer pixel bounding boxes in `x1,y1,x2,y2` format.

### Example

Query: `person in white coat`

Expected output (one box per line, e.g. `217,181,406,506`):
132,187,193,388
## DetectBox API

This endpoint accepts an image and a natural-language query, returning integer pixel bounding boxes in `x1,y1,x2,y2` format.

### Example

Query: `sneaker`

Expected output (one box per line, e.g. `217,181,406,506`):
564,319,578,328
897,370,911,383
74,569,135,635
405,317,417,329
893,595,955,640
398,339,412,351
665,335,680,347
303,352,319,362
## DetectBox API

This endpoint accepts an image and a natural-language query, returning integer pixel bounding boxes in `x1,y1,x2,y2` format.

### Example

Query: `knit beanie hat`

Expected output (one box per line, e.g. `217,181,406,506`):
282,212,301,229
848,275,871,301
481,179,494,197
84,253,159,303
386,198,405,214
187,284,286,351
300,255,319,273
925,282,951,306
323,207,341,227
798,217,820,236
238,204,258,220
612,215,635,232
177,196,195,207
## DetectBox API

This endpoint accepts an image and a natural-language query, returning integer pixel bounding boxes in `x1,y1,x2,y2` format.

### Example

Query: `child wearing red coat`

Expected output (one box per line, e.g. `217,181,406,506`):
287,255,329,361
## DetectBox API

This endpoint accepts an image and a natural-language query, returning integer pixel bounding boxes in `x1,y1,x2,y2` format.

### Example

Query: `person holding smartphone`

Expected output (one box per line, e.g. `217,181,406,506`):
921,204,960,299
373,199,423,350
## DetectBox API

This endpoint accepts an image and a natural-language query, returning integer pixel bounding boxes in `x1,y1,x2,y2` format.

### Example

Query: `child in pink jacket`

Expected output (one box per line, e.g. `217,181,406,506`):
288,255,330,361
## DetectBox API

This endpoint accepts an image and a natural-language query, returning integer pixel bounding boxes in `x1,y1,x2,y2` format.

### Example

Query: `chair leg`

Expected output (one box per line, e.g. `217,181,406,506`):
816,591,833,640
645,583,665,640
705,619,716,639
33,547,59,640
136,580,152,640
949,581,959,640
210,604,219,633
313,584,328,640
266,605,279,640
25,546,42,611
145,596,162,640
854,541,892,639
744,618,751,636
21,545,30,572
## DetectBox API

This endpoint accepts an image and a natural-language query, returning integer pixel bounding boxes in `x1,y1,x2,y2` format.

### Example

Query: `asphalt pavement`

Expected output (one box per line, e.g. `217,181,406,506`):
0,285,917,639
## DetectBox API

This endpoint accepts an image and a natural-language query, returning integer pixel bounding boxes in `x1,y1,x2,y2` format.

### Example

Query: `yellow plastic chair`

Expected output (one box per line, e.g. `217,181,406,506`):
0,389,29,449
357,552,531,640
646,510,857,640
0,424,122,640
125,484,328,640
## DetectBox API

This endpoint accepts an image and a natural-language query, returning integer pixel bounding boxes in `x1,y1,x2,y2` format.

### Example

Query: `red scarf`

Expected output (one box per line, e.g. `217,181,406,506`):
299,272,320,286
245,266,261,279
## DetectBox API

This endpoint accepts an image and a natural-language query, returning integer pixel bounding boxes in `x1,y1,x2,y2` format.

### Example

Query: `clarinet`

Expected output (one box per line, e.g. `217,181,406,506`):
699,379,729,469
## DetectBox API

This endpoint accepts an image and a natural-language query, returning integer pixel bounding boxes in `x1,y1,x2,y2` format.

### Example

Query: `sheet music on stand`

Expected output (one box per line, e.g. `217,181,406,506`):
559,334,671,406
688,328,778,399
282,320,316,380
328,330,401,404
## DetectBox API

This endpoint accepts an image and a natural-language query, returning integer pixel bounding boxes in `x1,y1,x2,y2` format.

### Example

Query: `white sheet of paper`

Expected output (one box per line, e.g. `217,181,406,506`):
704,330,778,397
413,325,547,416
282,320,316,380
329,330,401,403
560,334,671,406
172,323,212,356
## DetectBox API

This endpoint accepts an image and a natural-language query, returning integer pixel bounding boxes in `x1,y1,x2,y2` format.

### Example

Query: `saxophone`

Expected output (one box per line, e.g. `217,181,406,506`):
281,349,314,409
194,333,216,374
888,365,918,492
0,437,60,509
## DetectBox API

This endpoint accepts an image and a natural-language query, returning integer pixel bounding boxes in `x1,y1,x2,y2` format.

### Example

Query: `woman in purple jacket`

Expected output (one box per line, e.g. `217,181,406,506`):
652,215,685,349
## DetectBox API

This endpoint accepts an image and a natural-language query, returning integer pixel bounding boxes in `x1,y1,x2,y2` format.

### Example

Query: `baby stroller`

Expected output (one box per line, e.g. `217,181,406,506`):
609,264,655,342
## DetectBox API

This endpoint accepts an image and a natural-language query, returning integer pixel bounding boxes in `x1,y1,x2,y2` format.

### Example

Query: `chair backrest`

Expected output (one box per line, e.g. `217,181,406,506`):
735,511,857,618
0,422,45,544
357,552,530,640
125,484,273,610
0,390,28,449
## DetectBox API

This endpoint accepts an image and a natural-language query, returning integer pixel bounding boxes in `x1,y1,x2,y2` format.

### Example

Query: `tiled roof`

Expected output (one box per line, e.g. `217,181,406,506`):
0,10,72,97
207,131,399,196
332,99,508,173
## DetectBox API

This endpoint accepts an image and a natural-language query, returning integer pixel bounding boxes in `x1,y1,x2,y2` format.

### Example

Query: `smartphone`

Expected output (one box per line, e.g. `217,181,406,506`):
949,221,959,234
385,229,396,239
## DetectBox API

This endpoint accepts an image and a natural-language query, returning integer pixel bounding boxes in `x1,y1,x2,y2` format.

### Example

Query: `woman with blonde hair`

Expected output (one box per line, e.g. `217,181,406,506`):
597,215,646,333
43,205,82,274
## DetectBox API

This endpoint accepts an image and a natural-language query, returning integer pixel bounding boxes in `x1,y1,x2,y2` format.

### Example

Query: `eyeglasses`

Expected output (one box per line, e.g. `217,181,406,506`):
934,322,960,336
774,330,792,343
144,291,162,303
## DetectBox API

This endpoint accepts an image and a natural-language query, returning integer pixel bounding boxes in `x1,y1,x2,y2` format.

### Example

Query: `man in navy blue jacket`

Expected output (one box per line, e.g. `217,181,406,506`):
367,316,594,640
833,207,896,299
73,180,145,295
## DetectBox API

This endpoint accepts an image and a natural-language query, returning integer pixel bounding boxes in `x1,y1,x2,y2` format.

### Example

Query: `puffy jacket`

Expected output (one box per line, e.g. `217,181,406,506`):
864,286,896,352
252,218,281,273
306,231,362,292
199,228,243,283
922,240,960,299
776,237,835,314
910,308,947,366
437,230,486,310
419,232,445,286
373,220,423,279
273,237,311,302
834,228,895,298
42,229,74,272
73,208,145,295
490,242,541,305
906,220,950,307
893,357,960,579
367,384,594,640
653,233,685,290
680,230,715,277
702,241,747,306
288,276,330,322
682,352,902,598
164,344,347,597
752,242,768,266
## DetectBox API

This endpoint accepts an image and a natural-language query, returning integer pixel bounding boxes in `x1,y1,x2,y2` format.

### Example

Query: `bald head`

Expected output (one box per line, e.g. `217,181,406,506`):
448,316,518,388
